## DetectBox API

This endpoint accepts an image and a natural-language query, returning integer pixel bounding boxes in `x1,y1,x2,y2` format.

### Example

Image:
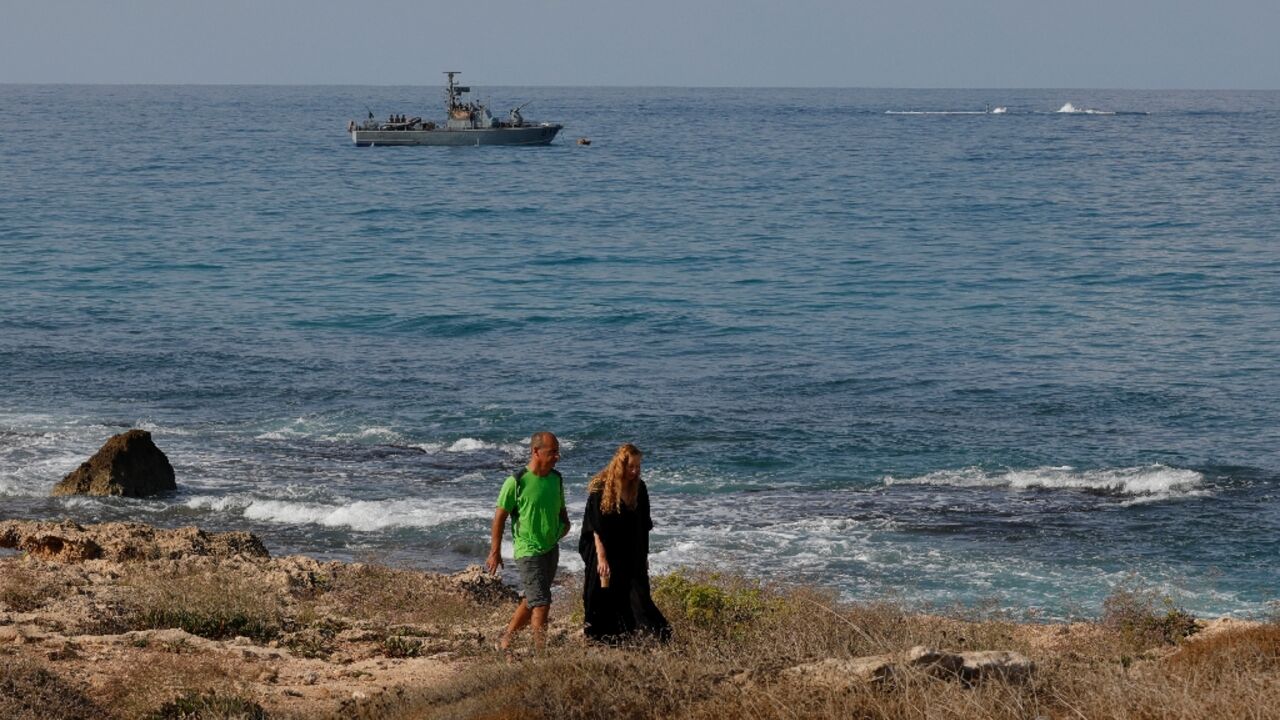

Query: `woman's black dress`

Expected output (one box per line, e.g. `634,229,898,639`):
578,481,671,643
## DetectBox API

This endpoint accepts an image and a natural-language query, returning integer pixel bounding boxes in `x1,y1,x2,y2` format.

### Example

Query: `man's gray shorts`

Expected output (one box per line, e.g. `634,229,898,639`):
514,547,559,608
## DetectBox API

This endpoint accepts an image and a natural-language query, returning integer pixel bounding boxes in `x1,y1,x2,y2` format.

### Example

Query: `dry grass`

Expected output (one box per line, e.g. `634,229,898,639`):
122,565,285,642
337,571,1280,720
315,563,478,627
9,554,1277,719
0,561,66,613
0,654,103,720
286,562,491,659
95,648,263,720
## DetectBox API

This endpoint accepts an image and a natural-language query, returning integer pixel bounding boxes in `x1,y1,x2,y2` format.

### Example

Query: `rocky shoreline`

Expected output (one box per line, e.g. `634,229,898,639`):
0,519,520,718
1,518,1275,719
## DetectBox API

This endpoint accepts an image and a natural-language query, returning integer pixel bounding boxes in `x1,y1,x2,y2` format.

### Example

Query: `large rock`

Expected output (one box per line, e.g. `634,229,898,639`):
957,650,1035,684
906,646,1034,684
51,429,176,498
784,646,1035,691
782,655,897,686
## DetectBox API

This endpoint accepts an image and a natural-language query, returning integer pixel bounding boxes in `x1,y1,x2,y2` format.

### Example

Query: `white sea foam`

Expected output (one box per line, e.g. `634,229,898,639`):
184,494,487,532
355,426,402,441
253,419,407,444
447,438,494,452
444,436,573,453
131,419,191,436
1056,102,1114,115
882,465,1205,499
991,106,1008,114
405,438,528,456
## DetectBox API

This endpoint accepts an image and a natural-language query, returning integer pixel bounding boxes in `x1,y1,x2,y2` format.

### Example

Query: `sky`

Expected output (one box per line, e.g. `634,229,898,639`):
2,0,1278,88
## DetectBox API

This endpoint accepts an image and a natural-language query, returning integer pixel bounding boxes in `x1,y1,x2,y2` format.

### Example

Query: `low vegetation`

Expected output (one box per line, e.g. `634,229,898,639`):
344,571,1280,720
3,548,1278,719
0,562,67,613
123,566,284,643
144,691,267,720
1100,575,1200,648
0,655,103,720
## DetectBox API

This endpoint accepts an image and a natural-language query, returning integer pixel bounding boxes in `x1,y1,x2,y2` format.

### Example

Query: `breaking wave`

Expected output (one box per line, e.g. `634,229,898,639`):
882,465,1205,500
407,437,527,455
185,494,487,532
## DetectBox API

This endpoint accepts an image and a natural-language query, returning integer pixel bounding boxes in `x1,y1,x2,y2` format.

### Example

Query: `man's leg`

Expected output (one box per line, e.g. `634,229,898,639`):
530,604,550,650
500,599,531,650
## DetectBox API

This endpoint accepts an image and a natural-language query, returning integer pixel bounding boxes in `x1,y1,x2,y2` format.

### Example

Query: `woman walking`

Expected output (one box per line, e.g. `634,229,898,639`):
578,443,671,644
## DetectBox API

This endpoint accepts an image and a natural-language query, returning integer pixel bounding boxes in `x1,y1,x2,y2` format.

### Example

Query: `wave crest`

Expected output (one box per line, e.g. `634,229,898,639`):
882,464,1205,499
185,495,485,532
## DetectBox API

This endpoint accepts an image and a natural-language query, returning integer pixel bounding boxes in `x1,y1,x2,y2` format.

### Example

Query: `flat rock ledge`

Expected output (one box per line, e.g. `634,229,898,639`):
0,519,269,562
783,645,1035,688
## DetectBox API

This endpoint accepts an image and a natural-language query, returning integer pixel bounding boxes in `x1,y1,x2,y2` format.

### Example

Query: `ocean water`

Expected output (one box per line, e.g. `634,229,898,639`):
2,85,1278,618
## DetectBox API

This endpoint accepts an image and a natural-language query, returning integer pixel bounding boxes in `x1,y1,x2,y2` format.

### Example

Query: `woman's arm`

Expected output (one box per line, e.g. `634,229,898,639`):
593,532,610,580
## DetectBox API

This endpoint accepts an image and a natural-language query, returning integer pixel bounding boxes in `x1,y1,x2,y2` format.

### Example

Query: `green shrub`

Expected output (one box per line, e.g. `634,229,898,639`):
144,690,267,719
382,634,424,658
653,571,773,628
1101,578,1199,646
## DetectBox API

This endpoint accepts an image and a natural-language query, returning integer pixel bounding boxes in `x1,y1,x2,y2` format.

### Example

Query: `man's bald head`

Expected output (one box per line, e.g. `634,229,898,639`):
528,431,560,475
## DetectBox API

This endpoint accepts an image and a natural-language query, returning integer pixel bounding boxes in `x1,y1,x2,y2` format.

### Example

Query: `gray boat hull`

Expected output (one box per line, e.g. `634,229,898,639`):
352,124,562,147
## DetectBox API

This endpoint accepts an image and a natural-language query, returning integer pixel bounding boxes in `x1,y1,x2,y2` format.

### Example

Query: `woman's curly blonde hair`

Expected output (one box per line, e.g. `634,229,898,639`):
587,443,643,514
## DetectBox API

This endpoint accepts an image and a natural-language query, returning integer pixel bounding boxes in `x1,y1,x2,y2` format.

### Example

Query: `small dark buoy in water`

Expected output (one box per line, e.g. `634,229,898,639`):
577,137,591,146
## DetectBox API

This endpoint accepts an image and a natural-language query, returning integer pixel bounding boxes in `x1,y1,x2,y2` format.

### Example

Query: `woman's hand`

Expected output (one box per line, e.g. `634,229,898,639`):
593,533,611,581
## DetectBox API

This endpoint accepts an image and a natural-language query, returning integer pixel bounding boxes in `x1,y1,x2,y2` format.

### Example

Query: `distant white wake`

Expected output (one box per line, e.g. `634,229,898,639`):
1056,102,1115,115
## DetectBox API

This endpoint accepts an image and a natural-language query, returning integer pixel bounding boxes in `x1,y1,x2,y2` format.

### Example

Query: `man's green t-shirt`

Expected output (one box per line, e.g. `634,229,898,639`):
497,468,566,559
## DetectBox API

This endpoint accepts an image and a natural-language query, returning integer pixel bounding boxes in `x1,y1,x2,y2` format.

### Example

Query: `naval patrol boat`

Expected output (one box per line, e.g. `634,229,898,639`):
348,72,562,147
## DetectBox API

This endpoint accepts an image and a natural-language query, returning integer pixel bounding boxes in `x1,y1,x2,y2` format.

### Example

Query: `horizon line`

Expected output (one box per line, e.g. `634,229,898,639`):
2,81,1278,92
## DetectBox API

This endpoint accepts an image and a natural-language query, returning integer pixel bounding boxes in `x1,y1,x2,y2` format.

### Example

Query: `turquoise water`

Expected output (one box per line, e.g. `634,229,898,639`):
2,85,1278,617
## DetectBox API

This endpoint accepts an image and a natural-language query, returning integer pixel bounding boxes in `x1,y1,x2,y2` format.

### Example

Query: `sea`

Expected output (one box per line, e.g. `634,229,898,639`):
2,85,1278,619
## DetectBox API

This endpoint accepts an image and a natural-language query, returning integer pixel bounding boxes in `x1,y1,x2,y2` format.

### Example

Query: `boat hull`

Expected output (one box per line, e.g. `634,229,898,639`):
352,125,562,147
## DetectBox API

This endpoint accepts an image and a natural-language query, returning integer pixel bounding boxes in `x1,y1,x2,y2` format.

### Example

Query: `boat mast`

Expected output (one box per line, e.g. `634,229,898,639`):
444,71,460,111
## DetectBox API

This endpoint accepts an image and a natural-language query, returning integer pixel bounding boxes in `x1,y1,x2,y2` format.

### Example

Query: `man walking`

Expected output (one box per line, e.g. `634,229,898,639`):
485,431,570,653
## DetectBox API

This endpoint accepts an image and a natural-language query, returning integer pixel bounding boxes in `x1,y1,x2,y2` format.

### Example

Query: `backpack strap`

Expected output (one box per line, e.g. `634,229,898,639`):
509,467,526,540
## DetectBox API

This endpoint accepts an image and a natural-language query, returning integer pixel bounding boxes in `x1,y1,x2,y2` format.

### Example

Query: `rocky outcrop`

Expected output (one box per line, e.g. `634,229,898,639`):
0,520,268,562
954,649,1036,684
781,655,897,686
785,645,1035,689
448,565,520,605
51,429,176,498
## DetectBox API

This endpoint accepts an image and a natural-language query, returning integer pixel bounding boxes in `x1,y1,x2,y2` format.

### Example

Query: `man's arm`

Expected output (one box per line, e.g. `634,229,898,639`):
485,508,509,575
558,507,571,540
